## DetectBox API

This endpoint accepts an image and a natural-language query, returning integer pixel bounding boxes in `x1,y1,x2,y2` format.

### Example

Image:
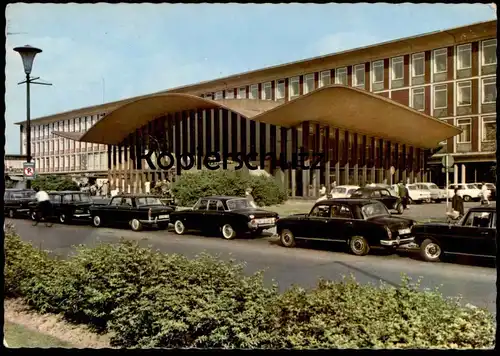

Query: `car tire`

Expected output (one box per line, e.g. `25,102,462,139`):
174,220,186,235
59,213,68,224
396,203,404,215
92,215,102,228
280,229,296,248
130,219,143,232
221,223,237,240
349,235,370,256
420,238,442,262
8,209,15,218
463,195,471,202
425,198,431,204
30,210,37,221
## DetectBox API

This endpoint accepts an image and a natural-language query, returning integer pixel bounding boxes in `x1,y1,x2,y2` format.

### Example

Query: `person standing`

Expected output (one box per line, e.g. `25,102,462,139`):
480,182,490,205
245,187,257,208
398,182,408,210
319,184,326,197
34,187,52,220
447,188,465,220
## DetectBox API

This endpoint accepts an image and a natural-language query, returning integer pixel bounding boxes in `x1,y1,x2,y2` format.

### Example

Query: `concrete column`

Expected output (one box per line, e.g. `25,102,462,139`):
335,162,340,186
371,166,376,183
362,166,367,186
461,164,466,183
344,163,349,185
324,161,330,192
302,169,308,197
353,164,359,185
454,164,458,184
291,169,296,197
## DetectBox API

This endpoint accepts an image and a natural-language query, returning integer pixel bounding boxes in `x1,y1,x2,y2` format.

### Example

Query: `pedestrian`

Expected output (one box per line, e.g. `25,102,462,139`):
34,187,52,220
447,188,464,220
319,184,326,197
398,182,409,210
480,182,490,205
245,187,257,208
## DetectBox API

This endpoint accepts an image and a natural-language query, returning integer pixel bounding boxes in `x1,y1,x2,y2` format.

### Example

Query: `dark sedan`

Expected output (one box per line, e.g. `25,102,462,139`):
169,196,278,240
413,206,496,262
29,191,93,224
276,198,415,256
350,187,404,214
4,189,36,218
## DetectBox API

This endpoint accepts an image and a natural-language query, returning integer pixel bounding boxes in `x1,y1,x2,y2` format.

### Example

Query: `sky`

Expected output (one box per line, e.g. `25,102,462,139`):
4,3,496,153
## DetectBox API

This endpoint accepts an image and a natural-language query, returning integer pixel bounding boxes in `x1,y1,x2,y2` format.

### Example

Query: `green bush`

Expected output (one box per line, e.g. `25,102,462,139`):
4,229,495,349
31,174,80,191
171,170,288,207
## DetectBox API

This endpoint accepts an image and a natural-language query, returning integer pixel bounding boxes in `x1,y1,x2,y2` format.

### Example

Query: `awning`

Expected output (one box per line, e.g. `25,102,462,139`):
56,86,461,149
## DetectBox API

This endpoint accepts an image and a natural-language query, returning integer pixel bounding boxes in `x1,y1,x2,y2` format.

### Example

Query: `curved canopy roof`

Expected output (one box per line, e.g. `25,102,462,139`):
53,85,461,149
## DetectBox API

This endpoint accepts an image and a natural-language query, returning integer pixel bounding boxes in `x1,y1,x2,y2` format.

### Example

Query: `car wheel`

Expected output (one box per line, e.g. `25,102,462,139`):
349,236,370,256
174,220,186,235
420,238,442,262
8,209,15,218
280,229,296,248
425,198,431,204
30,210,37,221
463,195,471,202
396,203,404,215
59,214,67,224
221,223,237,240
92,215,102,227
130,219,143,232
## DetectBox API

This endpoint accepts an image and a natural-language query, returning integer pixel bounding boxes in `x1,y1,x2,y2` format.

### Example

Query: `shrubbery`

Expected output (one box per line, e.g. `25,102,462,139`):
171,170,288,207
31,174,80,191
4,229,495,349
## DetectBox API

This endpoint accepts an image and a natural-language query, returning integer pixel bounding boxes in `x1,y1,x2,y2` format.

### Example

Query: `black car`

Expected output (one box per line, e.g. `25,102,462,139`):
29,191,93,224
350,187,404,214
89,194,174,231
413,206,496,262
4,189,36,218
169,196,278,240
276,199,415,256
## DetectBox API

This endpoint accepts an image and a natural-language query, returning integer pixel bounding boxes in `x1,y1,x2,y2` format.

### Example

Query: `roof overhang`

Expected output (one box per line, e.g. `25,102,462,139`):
58,86,461,149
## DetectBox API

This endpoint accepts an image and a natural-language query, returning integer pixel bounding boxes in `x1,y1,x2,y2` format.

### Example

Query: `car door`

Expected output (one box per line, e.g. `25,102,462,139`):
116,197,134,223
379,189,397,209
324,203,355,242
104,197,123,223
188,198,209,230
202,200,223,230
450,211,496,257
49,194,62,216
298,203,332,239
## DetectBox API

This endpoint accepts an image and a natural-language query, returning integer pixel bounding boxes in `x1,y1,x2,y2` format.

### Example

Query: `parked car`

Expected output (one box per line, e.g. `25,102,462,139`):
90,194,174,231
350,187,404,214
417,182,447,203
475,182,496,201
406,184,432,204
446,184,482,202
4,189,36,218
29,191,93,224
169,196,278,240
276,199,415,256
316,185,360,203
413,206,496,262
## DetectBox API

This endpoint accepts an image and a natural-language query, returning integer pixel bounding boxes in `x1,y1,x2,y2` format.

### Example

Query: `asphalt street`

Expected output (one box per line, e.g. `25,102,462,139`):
6,207,496,314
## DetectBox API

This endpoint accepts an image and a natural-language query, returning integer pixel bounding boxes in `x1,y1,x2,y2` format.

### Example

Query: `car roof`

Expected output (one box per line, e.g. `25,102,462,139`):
316,198,379,206
5,188,34,191
49,190,85,194
468,206,496,212
356,186,389,191
201,196,246,201
335,185,359,189
112,194,162,198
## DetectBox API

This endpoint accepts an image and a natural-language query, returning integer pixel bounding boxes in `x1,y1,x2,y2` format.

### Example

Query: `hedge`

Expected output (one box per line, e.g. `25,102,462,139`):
4,227,495,349
31,174,80,191
171,170,288,207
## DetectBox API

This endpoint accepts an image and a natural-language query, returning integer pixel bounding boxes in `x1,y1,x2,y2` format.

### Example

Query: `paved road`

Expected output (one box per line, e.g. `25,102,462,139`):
6,216,496,314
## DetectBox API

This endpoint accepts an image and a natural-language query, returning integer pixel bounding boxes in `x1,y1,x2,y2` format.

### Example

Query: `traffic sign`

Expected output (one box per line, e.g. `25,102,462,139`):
442,167,454,173
23,162,35,180
441,154,454,168
389,166,395,175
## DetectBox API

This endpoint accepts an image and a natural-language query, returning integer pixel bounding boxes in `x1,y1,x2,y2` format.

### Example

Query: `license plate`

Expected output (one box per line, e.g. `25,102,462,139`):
256,218,274,225
398,228,411,235
158,214,169,219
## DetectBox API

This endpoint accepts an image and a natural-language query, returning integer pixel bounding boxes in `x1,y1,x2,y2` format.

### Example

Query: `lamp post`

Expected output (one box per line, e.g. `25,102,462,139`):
14,45,51,188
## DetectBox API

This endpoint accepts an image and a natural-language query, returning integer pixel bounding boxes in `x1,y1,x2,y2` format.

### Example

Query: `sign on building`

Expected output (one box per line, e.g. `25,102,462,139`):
23,162,36,180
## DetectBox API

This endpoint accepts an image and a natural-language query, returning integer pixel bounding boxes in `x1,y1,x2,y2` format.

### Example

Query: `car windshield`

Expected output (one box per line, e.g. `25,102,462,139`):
347,189,357,195
11,191,35,199
467,184,478,189
485,183,495,189
350,190,364,197
429,184,439,189
72,194,91,202
226,199,252,210
332,188,346,194
408,186,417,190
361,202,390,219
417,185,429,190
137,197,163,206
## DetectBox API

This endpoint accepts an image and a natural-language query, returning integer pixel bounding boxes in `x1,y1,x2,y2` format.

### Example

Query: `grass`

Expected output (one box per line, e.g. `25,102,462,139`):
4,321,73,348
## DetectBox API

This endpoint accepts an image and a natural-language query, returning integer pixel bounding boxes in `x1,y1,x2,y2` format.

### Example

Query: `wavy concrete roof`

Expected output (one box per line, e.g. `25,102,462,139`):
53,85,461,149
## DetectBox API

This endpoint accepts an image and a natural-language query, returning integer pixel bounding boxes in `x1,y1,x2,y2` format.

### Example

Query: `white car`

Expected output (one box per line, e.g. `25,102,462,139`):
316,185,359,203
446,184,482,202
406,184,432,204
416,183,446,203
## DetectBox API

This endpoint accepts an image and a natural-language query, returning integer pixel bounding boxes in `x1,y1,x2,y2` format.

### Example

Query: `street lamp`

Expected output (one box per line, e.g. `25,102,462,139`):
13,45,51,188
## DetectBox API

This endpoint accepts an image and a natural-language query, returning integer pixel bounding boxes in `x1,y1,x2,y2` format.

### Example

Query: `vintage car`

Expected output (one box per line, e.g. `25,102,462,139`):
276,199,416,256
417,182,447,203
446,183,482,202
89,194,174,231
413,206,496,262
350,187,404,214
169,196,279,240
4,189,36,218
29,191,93,224
406,184,432,204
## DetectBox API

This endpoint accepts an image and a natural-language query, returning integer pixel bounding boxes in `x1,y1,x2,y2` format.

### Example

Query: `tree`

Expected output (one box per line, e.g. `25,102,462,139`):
31,175,80,191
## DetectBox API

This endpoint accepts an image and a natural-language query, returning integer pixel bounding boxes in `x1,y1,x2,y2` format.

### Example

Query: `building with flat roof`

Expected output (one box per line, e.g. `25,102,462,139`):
16,19,496,192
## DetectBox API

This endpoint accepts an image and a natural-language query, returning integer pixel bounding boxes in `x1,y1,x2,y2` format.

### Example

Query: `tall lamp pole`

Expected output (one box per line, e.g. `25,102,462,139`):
13,45,51,188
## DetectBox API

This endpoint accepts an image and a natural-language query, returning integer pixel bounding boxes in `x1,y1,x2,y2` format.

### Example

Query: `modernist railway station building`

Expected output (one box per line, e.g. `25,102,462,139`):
17,20,496,196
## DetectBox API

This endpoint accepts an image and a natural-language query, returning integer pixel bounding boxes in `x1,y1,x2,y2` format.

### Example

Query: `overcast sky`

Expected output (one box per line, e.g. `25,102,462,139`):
5,3,496,153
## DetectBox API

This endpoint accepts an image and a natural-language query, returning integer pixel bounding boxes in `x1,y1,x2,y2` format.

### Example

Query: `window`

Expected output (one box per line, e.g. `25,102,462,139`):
433,84,448,109
276,80,285,99
482,77,496,104
262,82,272,100
310,204,330,218
319,71,331,88
353,64,365,87
335,67,347,85
289,76,300,98
482,116,496,142
237,87,246,99
456,118,471,143
482,39,497,66
249,84,258,99
457,81,471,106
391,57,404,80
303,74,315,94
225,89,234,99
457,44,472,70
372,61,384,83
412,52,425,77
331,204,353,219
205,93,213,100
464,211,492,228
411,87,425,111
194,199,208,210
214,91,223,100
433,48,448,73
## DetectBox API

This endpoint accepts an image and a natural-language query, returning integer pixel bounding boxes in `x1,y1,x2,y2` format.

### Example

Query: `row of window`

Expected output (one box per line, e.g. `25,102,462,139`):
35,153,107,172
22,139,105,156
205,39,497,101
28,114,104,138
410,76,496,111
456,116,496,144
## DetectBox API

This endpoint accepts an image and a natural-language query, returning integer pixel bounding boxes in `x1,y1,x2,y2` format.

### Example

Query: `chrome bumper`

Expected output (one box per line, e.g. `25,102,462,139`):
139,218,170,225
248,223,276,230
73,213,91,218
380,236,415,247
